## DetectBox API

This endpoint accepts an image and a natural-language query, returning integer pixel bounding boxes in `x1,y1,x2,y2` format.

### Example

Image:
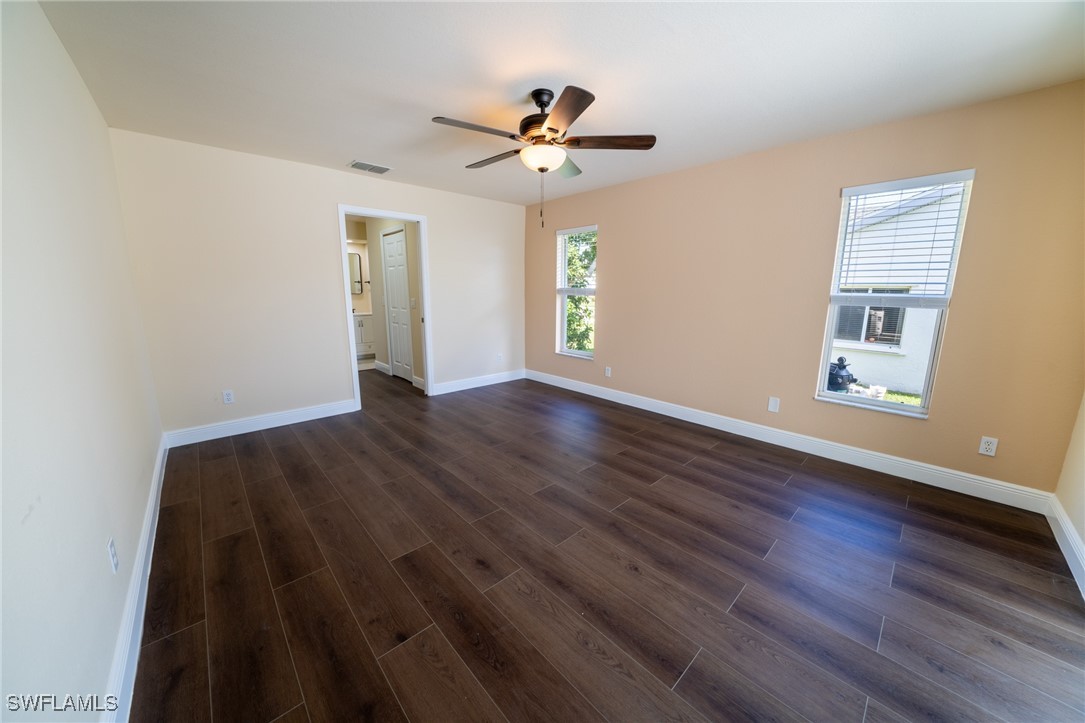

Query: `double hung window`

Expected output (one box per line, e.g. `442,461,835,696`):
818,170,974,415
557,226,597,358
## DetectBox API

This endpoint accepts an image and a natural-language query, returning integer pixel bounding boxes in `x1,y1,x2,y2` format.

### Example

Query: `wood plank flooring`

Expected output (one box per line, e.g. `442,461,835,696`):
131,370,1085,722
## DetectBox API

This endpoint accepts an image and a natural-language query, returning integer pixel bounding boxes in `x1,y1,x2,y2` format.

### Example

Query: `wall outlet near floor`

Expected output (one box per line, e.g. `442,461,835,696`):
496,352,503,362
768,396,781,413
107,538,119,574
222,389,234,404
979,436,998,456
604,366,612,378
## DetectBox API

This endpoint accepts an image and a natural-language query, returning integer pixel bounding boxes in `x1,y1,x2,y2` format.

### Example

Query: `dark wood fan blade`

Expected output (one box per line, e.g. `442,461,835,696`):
544,86,595,138
562,135,656,150
556,156,582,178
433,117,521,141
466,149,521,169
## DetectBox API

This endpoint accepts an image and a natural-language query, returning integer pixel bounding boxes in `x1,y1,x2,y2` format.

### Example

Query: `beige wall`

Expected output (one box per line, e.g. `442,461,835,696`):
346,219,367,241
526,81,1084,492
3,1,163,705
111,131,524,431
1055,395,1085,555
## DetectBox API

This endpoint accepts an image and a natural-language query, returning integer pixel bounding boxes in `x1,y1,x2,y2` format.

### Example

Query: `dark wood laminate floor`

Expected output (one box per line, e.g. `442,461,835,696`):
131,370,1085,722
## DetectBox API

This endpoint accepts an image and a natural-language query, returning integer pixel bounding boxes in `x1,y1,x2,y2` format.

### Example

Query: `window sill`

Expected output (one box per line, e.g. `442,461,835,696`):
815,391,928,419
832,341,905,356
557,350,594,360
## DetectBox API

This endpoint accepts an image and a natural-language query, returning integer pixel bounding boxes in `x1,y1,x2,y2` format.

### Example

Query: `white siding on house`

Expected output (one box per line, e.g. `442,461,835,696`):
831,306,938,394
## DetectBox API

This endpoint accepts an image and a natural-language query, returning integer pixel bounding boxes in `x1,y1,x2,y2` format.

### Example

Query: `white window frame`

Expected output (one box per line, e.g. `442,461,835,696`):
817,170,974,417
556,225,597,359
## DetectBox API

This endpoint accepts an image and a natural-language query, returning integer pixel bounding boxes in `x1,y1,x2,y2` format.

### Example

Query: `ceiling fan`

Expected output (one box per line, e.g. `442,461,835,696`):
433,86,656,178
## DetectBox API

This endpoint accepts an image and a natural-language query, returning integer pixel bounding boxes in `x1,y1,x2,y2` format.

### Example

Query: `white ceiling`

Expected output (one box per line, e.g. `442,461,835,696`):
43,1,1084,206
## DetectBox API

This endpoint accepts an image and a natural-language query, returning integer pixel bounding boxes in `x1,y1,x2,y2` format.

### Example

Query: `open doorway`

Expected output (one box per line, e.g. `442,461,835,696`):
337,204,433,403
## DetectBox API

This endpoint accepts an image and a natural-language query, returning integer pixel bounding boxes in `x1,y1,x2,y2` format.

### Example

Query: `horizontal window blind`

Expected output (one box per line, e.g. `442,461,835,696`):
834,170,974,305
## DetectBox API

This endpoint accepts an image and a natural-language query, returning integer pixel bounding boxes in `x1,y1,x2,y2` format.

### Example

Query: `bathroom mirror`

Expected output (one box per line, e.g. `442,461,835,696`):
348,252,362,294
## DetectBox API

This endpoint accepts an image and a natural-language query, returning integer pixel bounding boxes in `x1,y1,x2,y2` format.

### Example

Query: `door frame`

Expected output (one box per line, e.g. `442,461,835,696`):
337,204,435,399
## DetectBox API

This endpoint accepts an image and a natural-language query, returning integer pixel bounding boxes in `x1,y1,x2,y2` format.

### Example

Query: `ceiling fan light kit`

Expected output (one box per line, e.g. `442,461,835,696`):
432,85,656,179
519,143,567,173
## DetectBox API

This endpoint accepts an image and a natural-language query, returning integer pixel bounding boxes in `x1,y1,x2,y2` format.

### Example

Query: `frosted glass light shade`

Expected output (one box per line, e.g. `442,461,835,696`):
519,144,566,173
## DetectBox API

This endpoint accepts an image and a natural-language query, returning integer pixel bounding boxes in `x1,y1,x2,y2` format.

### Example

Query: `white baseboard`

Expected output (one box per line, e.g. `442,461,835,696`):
104,434,169,722
412,375,425,391
1047,496,1085,596
524,370,1054,515
163,399,359,448
430,369,527,396
374,361,391,374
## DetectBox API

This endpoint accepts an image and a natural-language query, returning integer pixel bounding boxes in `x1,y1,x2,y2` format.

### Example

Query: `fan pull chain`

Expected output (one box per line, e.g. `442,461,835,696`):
539,171,545,228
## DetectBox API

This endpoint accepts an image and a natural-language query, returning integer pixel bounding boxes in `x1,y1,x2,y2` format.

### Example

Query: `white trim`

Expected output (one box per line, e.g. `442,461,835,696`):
842,168,975,197
336,209,362,411
375,360,391,375
163,399,358,448
1047,496,1085,596
555,223,598,237
430,369,526,396
525,369,1053,514
829,293,947,310
338,204,434,397
816,392,929,420
556,349,595,361
412,375,425,390
104,434,169,722
416,216,434,397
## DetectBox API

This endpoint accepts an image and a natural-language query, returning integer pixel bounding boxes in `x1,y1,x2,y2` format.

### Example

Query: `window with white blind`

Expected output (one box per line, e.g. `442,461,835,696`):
557,226,597,358
818,170,974,416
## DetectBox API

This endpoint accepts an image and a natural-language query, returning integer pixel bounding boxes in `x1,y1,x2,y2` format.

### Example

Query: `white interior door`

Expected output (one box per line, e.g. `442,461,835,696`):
381,228,414,381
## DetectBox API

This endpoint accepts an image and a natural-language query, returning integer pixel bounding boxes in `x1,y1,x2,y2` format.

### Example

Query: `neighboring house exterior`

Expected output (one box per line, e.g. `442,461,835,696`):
828,185,964,397
830,306,937,395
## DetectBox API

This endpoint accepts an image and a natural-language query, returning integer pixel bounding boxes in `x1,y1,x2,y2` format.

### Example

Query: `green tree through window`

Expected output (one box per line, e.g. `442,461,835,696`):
558,227,597,357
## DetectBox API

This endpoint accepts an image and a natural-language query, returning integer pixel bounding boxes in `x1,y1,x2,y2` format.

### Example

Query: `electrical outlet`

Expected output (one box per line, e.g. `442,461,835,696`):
768,396,781,413
107,538,119,574
496,352,503,362
979,436,998,456
604,366,612,378
222,389,234,405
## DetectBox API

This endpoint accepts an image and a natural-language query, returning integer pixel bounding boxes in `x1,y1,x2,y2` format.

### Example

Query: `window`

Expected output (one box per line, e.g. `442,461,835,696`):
557,226,597,358
835,287,908,346
818,170,974,416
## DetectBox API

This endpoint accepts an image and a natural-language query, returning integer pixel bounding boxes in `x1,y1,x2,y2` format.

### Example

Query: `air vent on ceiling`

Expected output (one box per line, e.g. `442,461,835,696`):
349,160,391,175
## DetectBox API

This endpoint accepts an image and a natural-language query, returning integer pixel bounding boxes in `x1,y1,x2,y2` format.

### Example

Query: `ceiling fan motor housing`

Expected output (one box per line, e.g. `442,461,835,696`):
521,88,559,139
519,113,550,139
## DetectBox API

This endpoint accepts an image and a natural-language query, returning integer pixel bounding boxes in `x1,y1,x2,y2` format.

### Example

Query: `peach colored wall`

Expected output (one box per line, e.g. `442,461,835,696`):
526,81,1084,492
